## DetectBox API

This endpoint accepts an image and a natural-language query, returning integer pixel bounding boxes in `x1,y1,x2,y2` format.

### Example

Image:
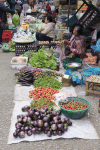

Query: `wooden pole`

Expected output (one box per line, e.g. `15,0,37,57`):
67,0,70,28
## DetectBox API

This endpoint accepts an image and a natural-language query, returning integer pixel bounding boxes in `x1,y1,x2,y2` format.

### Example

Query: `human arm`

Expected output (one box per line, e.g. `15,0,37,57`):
0,2,15,12
11,0,17,5
70,36,86,55
40,28,45,31
41,23,54,35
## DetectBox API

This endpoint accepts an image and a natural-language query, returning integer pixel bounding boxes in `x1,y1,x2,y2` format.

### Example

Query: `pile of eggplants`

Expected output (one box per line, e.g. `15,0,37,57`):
15,67,42,86
13,106,72,138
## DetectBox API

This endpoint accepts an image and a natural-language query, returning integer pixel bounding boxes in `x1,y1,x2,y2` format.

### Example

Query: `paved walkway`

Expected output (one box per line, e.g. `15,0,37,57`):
0,48,100,150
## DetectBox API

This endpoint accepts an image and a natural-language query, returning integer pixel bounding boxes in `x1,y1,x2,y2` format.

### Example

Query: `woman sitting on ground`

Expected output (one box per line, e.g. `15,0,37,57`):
39,9,51,23
63,23,86,59
36,14,55,42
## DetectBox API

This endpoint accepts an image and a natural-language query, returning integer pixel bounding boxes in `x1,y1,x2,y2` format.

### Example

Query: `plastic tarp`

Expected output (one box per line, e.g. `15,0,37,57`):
7,101,99,144
14,84,77,101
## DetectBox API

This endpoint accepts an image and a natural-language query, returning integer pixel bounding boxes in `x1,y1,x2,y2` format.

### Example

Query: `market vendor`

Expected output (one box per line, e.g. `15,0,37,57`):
46,3,51,13
7,0,17,10
22,0,29,15
62,23,86,59
36,15,55,42
0,0,15,47
38,9,51,23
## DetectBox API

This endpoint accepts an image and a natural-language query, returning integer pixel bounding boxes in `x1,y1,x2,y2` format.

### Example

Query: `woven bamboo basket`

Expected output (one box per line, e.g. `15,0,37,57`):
62,76,72,87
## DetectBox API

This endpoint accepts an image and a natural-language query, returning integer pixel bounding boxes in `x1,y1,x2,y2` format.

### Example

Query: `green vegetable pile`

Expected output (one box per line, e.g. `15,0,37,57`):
23,51,34,59
35,70,63,80
34,77,62,89
29,49,57,70
12,14,20,26
8,41,16,51
2,43,10,52
30,98,56,109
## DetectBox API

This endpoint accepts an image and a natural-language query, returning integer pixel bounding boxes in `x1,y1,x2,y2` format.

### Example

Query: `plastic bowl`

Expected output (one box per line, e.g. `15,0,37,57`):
58,97,90,119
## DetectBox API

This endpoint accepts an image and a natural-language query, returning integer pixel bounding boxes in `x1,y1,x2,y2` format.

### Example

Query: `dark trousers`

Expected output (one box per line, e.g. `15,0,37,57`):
36,32,53,42
0,29,3,43
18,11,21,17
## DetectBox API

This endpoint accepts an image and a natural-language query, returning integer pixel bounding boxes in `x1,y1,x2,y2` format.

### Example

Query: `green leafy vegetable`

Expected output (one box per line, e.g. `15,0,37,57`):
30,98,56,109
34,77,62,89
35,70,63,80
29,49,57,70
23,51,34,59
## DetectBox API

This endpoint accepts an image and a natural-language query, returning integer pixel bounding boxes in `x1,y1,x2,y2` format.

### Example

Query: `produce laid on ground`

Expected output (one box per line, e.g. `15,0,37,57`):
23,51,34,59
29,87,58,101
2,43,10,52
12,57,27,63
60,100,88,110
13,106,72,138
8,41,16,52
30,98,56,109
34,77,62,89
58,97,90,119
34,70,63,80
15,66,42,86
29,87,59,110
29,49,57,70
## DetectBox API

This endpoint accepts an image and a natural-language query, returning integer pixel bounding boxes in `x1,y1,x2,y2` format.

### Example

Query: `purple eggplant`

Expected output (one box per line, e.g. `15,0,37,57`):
57,130,62,136
45,127,50,131
27,130,32,136
13,131,18,138
43,116,49,122
53,131,57,136
57,124,64,131
19,131,25,138
37,120,43,127
47,131,52,137
33,120,37,127
20,126,25,131
44,122,49,128
31,127,36,134
51,124,57,131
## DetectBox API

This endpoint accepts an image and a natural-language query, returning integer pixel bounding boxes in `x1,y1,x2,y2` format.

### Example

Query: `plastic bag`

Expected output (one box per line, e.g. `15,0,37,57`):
12,14,20,26
15,4,21,12
7,14,12,25
2,43,10,52
92,30,97,41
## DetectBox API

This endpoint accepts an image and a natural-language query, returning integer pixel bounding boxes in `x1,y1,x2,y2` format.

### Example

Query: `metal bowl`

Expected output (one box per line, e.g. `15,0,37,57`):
66,62,81,70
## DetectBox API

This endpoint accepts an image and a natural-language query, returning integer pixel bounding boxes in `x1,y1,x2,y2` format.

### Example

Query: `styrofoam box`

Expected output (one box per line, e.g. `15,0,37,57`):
11,57,28,69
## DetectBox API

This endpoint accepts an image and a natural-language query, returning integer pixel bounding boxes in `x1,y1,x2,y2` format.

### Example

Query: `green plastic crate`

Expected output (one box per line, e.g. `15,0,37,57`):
58,97,90,119
63,58,82,71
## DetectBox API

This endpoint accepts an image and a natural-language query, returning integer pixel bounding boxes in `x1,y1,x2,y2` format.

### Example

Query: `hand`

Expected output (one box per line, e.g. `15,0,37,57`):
41,28,45,31
68,53,75,58
61,39,66,45
61,40,65,44
15,11,17,14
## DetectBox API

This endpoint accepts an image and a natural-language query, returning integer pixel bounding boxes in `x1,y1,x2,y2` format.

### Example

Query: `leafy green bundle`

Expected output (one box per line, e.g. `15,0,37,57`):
34,77,62,90
29,49,57,70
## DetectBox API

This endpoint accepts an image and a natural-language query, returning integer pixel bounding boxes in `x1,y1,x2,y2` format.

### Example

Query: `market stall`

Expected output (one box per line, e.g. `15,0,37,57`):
1,2,100,144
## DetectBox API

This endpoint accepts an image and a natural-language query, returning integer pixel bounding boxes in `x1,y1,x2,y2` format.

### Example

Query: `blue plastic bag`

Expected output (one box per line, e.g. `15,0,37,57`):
91,39,100,52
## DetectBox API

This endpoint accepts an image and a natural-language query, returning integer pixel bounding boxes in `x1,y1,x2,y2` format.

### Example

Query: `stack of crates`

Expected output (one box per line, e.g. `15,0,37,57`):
2,30,13,43
15,42,38,56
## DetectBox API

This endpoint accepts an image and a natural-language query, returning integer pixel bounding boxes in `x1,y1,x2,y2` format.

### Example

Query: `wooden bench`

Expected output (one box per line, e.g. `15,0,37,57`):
86,75,100,96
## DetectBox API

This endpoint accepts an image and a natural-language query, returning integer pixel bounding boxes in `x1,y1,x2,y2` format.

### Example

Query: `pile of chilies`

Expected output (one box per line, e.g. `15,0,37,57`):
29,87,59,101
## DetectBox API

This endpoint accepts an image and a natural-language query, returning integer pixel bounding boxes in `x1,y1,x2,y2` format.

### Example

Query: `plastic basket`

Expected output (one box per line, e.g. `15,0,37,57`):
63,58,82,71
58,97,90,119
15,42,37,56
8,25,17,33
